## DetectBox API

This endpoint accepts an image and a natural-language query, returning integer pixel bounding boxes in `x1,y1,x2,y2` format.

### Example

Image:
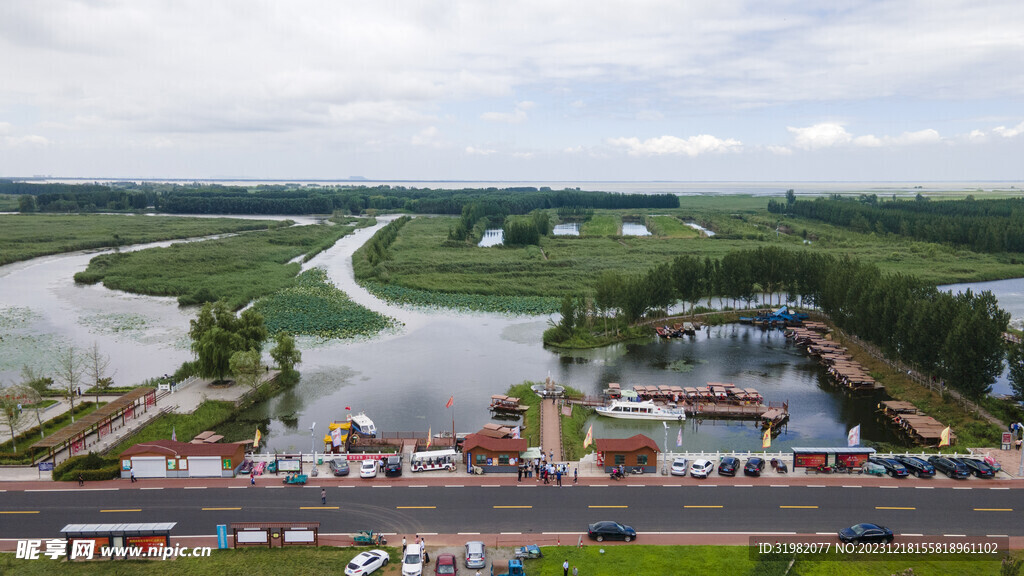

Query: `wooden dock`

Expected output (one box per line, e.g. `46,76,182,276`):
787,326,884,392
878,401,955,447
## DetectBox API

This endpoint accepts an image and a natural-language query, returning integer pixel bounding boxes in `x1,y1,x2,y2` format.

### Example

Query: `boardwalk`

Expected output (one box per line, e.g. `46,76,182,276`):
538,398,563,462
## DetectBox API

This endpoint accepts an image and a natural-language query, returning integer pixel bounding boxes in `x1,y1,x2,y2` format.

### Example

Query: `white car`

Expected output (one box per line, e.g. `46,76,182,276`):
359,459,378,479
690,459,713,478
345,549,389,576
402,543,424,576
670,457,689,476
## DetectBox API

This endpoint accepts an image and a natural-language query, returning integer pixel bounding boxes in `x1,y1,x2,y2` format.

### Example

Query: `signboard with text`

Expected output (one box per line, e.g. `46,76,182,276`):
793,453,827,468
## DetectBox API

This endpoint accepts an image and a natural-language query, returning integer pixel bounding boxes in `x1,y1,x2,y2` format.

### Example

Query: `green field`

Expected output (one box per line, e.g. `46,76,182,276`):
0,545,1014,576
645,215,700,238
580,213,619,236
74,223,353,309
0,213,281,266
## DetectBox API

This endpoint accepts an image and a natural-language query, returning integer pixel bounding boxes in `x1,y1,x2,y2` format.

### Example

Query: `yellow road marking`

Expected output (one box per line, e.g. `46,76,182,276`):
974,508,1013,512
396,506,436,509
588,505,628,509
300,506,339,510
202,507,242,511
875,507,916,510
684,505,724,508
493,506,533,509
779,505,818,509
0,511,39,514
100,509,141,513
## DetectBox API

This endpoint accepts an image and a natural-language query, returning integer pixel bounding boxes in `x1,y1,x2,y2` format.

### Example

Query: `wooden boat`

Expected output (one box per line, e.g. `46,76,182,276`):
489,395,530,413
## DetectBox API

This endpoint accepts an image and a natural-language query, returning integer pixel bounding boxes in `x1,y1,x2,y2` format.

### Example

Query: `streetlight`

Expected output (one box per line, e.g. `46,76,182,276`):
310,422,317,460
662,422,669,475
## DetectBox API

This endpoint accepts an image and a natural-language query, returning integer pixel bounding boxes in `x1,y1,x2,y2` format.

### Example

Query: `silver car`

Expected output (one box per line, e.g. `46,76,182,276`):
465,540,486,569
670,457,689,476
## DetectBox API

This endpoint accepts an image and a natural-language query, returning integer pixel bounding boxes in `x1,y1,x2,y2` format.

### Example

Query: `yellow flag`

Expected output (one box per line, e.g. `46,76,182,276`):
583,425,593,449
762,426,771,449
253,428,262,448
939,426,951,447
426,427,432,448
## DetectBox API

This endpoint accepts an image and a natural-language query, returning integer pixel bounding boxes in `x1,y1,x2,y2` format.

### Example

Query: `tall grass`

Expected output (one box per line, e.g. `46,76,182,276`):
0,213,280,266
74,224,351,309
108,400,238,454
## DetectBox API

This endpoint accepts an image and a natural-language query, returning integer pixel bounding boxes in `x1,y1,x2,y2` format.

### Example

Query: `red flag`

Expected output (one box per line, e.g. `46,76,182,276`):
445,395,454,409
345,406,351,411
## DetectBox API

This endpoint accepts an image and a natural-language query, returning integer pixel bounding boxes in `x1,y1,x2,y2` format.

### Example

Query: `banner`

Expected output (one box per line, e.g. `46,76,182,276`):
583,425,593,449
171,426,177,442
253,428,262,449
512,426,520,439
426,427,432,448
762,427,771,449
331,428,342,447
939,426,951,447
445,395,454,409
847,424,860,447
676,427,683,447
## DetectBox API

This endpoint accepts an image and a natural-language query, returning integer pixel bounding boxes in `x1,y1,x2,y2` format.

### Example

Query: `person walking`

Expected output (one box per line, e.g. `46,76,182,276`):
250,472,256,486
77,473,84,487
563,559,569,576
321,488,326,505
402,536,407,554
555,467,562,486
517,464,523,482
574,466,578,484
130,470,136,483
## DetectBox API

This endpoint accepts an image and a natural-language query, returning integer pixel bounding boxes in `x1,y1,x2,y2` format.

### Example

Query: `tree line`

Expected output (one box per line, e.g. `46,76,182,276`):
9,181,678,216
556,246,1008,400
769,194,1024,253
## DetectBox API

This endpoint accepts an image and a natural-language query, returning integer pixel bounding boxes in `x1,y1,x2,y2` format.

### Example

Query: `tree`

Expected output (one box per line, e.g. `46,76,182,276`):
1009,339,1024,403
54,346,84,423
189,301,267,383
17,195,36,212
229,350,266,397
270,333,302,375
558,294,577,334
785,189,796,206
0,384,33,450
594,271,621,334
195,326,243,383
86,342,113,406
20,365,52,438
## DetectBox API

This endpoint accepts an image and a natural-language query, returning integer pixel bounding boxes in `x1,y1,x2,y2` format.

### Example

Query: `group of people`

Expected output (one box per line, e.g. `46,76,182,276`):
518,459,577,486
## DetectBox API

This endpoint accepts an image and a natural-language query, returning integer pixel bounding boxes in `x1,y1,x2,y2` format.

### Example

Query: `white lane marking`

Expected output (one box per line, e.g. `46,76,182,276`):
418,532,438,535
914,486,934,489
987,534,1009,538
769,485,788,488
879,486,898,489
228,486,247,489
458,532,481,535
139,487,163,490
516,485,537,488
589,485,608,488
953,487,972,490
444,485,464,488
627,485,645,488
989,487,1010,490
807,485,825,488
500,532,522,535
815,532,835,535
943,534,967,537
184,487,207,490
661,484,681,487
697,485,717,488
371,485,391,488
543,532,586,535
408,485,428,488
901,533,923,537
842,486,862,489
733,485,753,488
646,531,797,535
26,488,118,492
263,486,283,489
481,485,500,488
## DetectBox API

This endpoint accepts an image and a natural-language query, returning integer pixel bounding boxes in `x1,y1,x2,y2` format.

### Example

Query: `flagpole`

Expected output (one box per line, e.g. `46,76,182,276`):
451,392,455,449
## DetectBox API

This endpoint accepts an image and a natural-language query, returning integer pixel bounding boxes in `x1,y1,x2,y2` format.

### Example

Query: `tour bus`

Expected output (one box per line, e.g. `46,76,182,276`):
410,449,458,472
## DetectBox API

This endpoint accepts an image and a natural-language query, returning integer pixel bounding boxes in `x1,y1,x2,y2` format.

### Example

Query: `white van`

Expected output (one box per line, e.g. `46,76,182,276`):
402,543,424,576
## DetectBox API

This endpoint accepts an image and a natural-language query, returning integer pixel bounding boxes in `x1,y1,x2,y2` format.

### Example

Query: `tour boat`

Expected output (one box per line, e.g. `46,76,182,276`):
595,399,687,421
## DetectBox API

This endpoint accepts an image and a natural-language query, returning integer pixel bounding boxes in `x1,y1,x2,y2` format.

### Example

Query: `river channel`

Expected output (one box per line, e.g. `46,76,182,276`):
0,216,1018,453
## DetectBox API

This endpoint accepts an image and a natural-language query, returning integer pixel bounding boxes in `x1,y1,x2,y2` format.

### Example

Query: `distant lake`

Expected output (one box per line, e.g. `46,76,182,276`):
621,222,652,236
478,229,504,247
552,223,580,236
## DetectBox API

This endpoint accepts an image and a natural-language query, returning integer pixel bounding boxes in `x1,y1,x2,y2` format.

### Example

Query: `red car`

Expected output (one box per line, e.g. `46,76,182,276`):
435,553,457,575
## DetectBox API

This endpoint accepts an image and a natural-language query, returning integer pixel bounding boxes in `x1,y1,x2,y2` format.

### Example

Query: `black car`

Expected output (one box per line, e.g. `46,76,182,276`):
838,523,894,544
868,457,909,478
384,455,403,477
718,456,739,477
587,521,637,542
329,459,350,477
892,456,935,478
953,457,995,479
927,456,970,479
743,457,765,477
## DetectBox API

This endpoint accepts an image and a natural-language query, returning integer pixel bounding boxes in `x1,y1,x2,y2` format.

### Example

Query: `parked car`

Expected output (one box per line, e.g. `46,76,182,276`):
464,541,486,569
868,457,909,478
434,553,457,575
892,456,934,478
690,459,714,478
838,523,894,544
385,455,403,477
954,457,995,478
670,457,689,476
345,549,389,576
587,521,637,542
403,543,424,576
927,456,971,479
359,459,378,479
743,457,765,477
717,456,739,477
330,459,350,477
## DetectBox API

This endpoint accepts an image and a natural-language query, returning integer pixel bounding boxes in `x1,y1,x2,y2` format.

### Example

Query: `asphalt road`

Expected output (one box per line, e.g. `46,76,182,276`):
2,484,1022,539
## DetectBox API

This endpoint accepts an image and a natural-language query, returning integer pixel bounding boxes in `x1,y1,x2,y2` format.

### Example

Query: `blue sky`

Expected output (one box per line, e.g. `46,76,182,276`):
1,0,1023,181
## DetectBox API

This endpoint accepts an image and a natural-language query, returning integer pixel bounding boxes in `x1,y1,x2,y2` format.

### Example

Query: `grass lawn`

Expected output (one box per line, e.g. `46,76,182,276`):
581,214,619,236
0,213,280,266
108,401,238,454
74,223,353,309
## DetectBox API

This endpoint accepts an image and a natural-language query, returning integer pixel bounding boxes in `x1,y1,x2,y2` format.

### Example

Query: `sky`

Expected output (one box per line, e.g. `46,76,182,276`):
1,1,1023,182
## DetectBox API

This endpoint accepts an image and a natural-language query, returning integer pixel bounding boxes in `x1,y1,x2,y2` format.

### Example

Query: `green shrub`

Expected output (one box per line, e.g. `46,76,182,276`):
52,452,120,481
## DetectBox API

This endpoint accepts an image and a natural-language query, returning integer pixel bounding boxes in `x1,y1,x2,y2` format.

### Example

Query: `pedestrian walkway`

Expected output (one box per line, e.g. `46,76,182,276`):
539,398,563,462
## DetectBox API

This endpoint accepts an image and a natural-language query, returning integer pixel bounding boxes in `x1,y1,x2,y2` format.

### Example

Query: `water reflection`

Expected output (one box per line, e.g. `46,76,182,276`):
478,229,504,247
552,223,580,236
621,222,651,236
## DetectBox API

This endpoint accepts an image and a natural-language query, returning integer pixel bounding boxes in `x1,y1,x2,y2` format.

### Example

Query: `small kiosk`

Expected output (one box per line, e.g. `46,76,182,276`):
594,434,659,474
462,434,527,473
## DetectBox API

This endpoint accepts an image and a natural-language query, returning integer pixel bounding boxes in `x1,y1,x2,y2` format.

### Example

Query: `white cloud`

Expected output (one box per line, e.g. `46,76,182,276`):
411,126,442,147
968,129,987,142
994,121,1024,138
480,101,535,124
788,123,852,150
465,146,496,155
766,145,792,156
608,134,742,157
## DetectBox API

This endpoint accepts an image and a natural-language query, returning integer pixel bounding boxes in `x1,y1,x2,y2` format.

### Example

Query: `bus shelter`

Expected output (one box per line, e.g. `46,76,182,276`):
791,447,876,469
60,522,175,558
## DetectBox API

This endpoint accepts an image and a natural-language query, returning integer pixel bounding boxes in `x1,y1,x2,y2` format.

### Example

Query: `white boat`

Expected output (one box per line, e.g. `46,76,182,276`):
595,399,687,421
